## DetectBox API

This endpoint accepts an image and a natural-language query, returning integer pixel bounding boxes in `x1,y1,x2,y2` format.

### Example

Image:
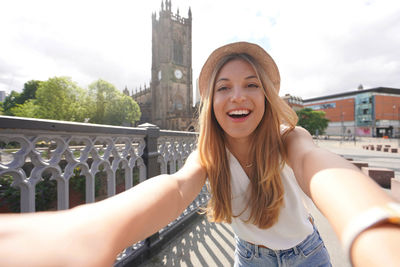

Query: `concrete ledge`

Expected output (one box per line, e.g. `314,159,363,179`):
362,167,394,189
391,179,400,202
340,155,353,161
352,161,369,169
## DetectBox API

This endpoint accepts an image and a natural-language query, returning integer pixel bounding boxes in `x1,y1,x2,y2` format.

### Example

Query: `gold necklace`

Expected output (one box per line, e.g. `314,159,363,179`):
244,163,253,168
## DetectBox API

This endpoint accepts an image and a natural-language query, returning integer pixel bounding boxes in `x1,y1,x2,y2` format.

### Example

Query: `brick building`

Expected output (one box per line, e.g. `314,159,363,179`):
303,87,400,137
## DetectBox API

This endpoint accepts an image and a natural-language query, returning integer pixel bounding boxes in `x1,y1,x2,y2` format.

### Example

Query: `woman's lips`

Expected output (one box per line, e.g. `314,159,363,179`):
227,109,251,122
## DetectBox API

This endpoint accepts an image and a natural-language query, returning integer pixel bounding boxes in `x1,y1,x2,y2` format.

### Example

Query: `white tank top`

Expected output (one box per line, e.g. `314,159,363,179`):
228,150,313,249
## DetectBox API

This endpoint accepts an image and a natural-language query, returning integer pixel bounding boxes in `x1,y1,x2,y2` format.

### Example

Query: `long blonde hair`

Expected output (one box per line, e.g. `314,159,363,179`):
198,54,298,229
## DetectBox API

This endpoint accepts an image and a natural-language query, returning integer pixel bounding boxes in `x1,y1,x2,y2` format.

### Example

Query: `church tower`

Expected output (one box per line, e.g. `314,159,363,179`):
150,0,194,130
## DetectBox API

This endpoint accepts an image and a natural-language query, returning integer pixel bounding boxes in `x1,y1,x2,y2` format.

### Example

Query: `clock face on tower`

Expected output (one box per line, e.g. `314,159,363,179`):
174,69,183,80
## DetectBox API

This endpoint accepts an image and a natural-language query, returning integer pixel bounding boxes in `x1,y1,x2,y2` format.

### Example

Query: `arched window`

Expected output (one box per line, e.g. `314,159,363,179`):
174,95,184,111
173,40,183,64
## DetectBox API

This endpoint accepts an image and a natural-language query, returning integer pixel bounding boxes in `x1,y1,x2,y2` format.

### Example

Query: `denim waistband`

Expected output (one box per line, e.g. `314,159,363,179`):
235,223,320,257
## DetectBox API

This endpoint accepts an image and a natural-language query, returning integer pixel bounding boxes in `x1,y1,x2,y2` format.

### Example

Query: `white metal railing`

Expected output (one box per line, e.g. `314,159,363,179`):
0,115,208,266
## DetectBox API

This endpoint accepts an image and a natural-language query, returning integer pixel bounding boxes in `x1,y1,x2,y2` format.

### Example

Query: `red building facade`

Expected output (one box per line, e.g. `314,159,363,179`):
303,87,400,137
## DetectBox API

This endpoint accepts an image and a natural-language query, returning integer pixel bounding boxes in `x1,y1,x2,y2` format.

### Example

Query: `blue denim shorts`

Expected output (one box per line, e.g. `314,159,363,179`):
234,225,332,267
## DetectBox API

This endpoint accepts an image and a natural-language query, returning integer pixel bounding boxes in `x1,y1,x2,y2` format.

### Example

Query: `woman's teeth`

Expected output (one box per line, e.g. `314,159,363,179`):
228,110,250,118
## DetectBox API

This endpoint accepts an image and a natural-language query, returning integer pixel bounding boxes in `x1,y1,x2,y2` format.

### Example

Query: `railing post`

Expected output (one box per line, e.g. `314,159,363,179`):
139,123,160,179
138,123,161,249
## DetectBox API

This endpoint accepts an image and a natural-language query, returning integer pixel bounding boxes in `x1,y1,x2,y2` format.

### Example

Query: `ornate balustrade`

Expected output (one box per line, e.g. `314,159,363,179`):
0,116,208,266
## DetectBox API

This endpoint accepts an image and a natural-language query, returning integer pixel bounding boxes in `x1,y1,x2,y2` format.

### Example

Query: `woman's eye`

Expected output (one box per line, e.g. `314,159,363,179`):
247,83,259,88
217,86,228,92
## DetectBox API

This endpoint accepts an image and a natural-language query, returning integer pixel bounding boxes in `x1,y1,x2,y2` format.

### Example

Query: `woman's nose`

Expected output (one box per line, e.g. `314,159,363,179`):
230,86,246,103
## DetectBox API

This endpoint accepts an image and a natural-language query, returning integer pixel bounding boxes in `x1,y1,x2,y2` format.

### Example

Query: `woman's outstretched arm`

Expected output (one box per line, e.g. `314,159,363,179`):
0,150,206,267
285,127,400,267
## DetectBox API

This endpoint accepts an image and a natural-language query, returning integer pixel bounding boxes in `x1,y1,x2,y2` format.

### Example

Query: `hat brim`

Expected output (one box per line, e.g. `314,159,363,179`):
198,42,280,99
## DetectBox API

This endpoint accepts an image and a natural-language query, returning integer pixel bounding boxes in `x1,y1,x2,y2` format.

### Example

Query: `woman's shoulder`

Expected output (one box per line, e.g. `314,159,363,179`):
281,125,311,139
282,126,315,157
283,126,317,162
179,150,206,174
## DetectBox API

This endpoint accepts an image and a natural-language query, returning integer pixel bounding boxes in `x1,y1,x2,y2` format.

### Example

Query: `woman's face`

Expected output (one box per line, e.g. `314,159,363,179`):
212,58,265,144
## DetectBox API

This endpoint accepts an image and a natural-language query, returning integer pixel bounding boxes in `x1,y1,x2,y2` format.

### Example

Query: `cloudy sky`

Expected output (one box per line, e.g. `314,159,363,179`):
1,0,400,101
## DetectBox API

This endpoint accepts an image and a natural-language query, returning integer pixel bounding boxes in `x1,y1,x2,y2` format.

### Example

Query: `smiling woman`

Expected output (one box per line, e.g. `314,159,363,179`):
196,43,332,266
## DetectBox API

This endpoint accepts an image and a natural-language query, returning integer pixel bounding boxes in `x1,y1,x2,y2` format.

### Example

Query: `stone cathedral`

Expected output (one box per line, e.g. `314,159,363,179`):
130,1,197,131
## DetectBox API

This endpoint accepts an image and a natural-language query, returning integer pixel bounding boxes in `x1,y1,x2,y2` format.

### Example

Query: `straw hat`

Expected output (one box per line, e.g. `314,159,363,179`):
198,41,280,98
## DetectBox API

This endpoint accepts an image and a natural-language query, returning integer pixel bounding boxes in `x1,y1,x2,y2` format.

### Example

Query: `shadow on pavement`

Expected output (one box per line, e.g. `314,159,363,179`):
140,215,235,267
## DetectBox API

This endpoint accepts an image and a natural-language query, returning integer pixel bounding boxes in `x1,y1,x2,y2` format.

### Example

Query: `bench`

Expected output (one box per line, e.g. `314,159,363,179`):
352,161,369,169
361,167,395,189
391,148,398,153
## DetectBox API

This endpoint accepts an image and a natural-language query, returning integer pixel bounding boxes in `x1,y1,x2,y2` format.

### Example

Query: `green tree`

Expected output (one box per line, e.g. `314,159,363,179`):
87,79,141,126
104,94,141,126
35,77,88,122
20,80,41,102
2,80,41,115
2,91,21,115
9,99,39,118
296,108,329,136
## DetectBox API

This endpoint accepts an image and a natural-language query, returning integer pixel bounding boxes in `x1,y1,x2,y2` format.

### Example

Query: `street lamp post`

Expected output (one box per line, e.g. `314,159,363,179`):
354,102,356,145
341,111,345,142
393,104,397,138
398,106,400,148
